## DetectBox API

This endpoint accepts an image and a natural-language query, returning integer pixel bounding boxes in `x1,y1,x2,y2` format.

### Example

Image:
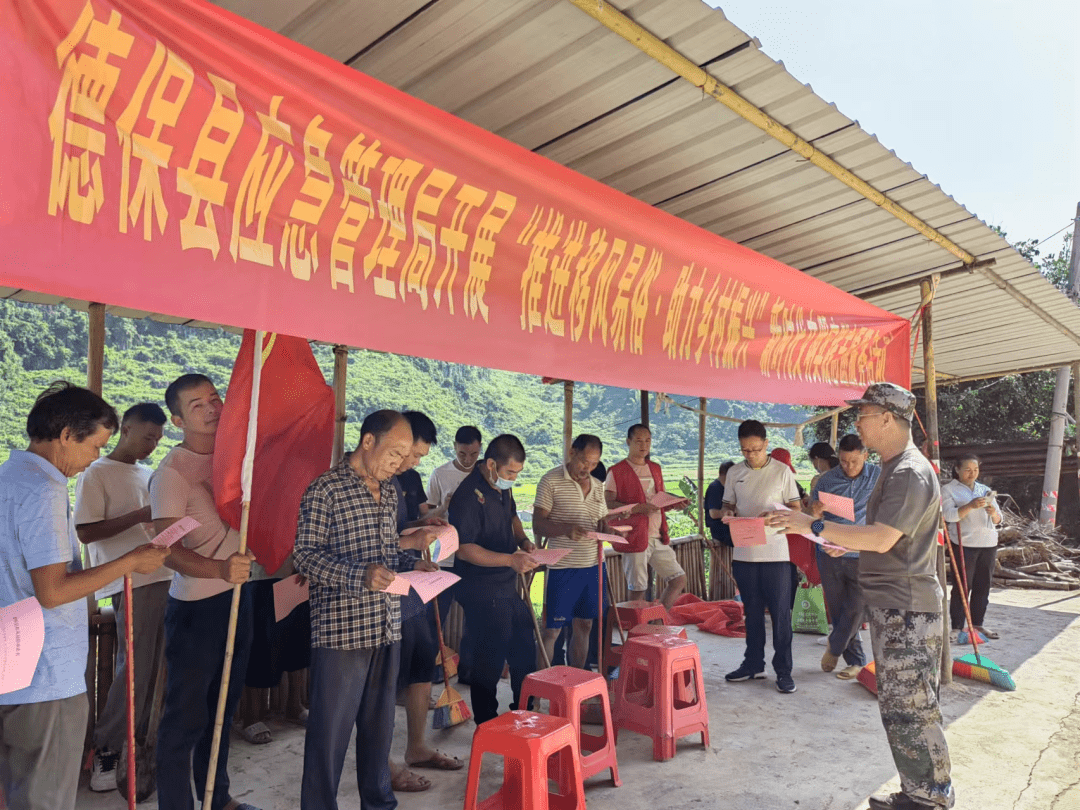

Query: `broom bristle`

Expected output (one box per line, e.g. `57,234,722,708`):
953,656,1016,691
436,646,459,679
432,687,471,729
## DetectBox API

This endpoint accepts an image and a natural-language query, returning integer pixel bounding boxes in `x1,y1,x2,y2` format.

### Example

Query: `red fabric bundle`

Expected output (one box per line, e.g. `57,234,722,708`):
666,594,746,637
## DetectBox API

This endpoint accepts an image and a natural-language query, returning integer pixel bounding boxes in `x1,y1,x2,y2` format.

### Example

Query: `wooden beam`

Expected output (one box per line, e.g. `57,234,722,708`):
640,390,649,429
563,381,574,461
331,345,348,465
87,302,105,395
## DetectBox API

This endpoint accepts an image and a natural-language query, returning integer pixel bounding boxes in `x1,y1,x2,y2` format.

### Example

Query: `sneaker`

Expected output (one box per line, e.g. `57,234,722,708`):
776,675,797,694
90,749,119,792
725,664,766,682
867,791,935,810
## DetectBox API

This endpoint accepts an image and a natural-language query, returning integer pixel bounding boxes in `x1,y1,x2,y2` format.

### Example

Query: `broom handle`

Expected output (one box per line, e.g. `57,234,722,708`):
520,573,551,670
426,549,454,694
946,521,981,665
124,573,135,810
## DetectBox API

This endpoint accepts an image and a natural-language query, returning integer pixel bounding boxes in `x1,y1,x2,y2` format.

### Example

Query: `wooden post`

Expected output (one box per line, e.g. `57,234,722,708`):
1040,367,1071,524
640,390,649,428
830,412,839,447
331,345,348,465
919,276,951,684
87,302,105,395
563,381,574,461
697,397,706,537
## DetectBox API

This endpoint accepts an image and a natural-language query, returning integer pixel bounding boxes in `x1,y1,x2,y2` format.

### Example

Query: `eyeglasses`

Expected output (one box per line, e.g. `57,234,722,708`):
854,411,886,423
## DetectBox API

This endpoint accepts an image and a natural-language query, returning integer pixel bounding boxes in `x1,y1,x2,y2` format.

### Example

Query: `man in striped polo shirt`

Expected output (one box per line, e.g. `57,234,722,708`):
533,434,609,669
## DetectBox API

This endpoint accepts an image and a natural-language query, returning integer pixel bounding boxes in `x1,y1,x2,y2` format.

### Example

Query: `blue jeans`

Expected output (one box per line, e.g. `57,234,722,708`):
732,560,793,677
301,644,400,810
816,548,867,666
157,586,253,810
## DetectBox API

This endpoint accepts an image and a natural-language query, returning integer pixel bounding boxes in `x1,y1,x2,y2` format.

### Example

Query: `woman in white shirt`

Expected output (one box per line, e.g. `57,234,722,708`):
942,454,1002,638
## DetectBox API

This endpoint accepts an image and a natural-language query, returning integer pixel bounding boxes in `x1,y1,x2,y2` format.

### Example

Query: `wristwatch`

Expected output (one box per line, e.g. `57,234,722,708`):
810,519,825,536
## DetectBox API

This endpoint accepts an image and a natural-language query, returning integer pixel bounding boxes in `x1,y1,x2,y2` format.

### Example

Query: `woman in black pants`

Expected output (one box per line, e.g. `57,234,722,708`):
942,454,1002,638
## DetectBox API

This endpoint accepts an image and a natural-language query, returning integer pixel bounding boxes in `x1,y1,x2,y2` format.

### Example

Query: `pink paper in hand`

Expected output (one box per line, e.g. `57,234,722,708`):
606,503,633,516
818,491,856,522
587,531,630,546
152,517,200,548
383,576,411,596
401,524,459,563
724,517,768,547
273,575,309,622
650,491,688,509
0,597,45,695
398,570,460,603
529,548,572,566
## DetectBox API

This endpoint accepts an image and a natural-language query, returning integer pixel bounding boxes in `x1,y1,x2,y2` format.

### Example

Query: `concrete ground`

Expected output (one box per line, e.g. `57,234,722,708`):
76,588,1080,810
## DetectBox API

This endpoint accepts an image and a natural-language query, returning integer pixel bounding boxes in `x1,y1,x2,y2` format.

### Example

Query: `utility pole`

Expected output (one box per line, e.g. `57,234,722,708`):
1039,202,1080,525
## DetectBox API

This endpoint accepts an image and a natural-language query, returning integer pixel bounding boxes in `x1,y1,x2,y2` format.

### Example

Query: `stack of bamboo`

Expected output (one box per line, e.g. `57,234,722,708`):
990,510,1080,591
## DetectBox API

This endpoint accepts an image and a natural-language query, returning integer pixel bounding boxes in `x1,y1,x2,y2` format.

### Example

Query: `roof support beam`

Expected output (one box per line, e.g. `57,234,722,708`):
566,0,1080,351
566,0,975,265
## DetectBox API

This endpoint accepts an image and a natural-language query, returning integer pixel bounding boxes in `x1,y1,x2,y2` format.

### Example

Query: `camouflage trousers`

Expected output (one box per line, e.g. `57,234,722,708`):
868,608,955,808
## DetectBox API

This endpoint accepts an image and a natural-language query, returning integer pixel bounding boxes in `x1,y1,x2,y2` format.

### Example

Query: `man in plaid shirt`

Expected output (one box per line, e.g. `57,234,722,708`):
294,410,438,810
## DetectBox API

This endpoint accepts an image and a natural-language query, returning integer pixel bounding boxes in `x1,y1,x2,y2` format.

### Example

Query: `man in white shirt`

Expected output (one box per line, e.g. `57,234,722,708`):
719,420,802,694
423,425,482,526
0,383,169,810
534,435,608,668
75,403,169,792
151,374,260,810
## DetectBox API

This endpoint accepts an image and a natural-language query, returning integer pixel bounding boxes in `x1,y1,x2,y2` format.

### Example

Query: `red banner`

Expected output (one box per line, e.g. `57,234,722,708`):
0,0,909,405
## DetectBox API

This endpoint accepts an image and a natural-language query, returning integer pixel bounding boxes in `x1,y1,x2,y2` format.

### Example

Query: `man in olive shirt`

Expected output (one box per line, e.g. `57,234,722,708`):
766,383,952,810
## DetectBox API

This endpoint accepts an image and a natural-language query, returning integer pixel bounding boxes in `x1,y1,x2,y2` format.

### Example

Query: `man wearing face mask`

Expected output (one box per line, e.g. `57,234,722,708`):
449,434,538,724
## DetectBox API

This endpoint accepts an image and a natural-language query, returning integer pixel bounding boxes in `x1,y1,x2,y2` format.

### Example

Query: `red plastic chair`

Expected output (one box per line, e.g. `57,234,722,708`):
612,635,710,761
463,711,586,810
521,666,620,789
615,600,667,630
628,624,688,641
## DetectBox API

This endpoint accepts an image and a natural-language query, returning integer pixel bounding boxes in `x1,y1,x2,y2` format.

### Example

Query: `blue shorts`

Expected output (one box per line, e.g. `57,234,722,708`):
545,566,605,628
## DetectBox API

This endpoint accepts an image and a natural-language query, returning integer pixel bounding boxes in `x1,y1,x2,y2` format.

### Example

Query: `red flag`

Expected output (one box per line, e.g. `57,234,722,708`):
213,330,335,574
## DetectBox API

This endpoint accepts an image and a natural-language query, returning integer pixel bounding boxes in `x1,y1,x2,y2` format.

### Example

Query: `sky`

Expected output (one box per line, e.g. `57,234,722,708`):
709,0,1079,256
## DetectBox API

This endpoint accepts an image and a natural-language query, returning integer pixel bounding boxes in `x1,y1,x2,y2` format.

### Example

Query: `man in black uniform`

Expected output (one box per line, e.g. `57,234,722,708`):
449,434,538,724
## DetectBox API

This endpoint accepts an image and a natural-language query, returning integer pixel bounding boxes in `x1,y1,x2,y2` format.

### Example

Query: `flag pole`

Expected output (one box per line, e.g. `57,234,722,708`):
124,573,135,810
202,330,266,810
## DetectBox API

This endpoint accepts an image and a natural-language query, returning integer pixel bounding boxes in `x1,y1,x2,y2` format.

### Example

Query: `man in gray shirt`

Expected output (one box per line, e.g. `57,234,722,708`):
767,383,952,810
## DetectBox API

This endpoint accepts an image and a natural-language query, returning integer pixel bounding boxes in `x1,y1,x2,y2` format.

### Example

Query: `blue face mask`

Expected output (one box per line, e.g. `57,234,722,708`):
488,463,515,490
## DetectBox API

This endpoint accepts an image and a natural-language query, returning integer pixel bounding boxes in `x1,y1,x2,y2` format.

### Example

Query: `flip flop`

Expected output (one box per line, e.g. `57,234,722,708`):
836,665,863,680
392,768,432,791
407,751,464,771
975,626,999,640
238,721,272,745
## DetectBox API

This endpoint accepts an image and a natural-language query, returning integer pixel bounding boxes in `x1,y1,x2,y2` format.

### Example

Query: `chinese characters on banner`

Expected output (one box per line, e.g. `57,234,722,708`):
1,0,910,405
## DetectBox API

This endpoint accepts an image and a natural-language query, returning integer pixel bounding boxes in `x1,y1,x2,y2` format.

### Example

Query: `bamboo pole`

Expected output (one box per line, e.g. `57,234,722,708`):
563,380,574,461
84,301,106,760
123,575,135,810
331,345,348,465
640,390,649,429
202,331,266,810
697,397,706,537
87,302,105,394
919,278,951,685
830,413,839,448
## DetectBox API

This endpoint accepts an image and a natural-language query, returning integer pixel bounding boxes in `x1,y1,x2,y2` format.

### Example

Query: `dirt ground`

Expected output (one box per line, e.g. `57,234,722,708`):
75,587,1080,810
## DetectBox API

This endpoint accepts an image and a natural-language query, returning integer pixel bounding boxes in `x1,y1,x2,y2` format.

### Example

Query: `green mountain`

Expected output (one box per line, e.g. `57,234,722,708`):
0,299,815,495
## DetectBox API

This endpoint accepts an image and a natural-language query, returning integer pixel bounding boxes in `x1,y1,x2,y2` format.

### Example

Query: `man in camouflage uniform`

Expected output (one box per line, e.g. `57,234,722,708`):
767,383,953,810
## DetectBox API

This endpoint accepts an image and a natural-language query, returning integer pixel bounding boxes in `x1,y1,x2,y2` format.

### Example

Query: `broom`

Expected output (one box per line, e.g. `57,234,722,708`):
430,550,471,729
946,523,1015,691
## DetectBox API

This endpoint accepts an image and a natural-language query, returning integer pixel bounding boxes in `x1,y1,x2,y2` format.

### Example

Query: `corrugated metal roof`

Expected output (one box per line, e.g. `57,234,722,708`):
8,0,1075,384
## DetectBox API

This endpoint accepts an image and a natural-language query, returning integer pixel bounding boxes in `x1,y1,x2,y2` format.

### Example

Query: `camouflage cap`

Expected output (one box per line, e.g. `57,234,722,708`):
845,382,916,421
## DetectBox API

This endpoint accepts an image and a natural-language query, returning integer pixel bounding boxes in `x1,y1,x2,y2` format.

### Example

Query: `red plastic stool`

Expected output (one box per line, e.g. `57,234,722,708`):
463,710,585,810
612,635,710,761
521,666,620,789
615,600,667,630
628,624,688,640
